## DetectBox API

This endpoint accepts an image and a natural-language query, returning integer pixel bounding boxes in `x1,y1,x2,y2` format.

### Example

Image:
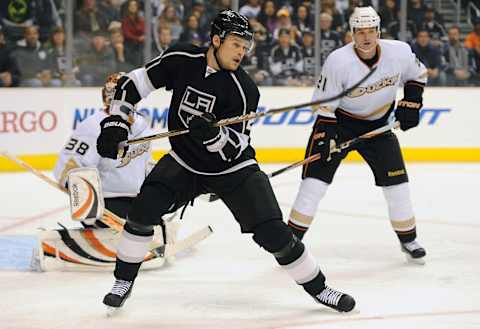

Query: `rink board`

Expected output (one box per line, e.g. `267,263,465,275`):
0,87,479,171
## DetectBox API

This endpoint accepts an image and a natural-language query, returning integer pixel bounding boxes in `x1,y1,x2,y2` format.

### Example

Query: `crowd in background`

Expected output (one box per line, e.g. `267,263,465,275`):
0,0,479,87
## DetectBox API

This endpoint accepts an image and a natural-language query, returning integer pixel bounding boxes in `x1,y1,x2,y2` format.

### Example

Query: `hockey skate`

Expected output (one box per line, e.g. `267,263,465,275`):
401,240,426,265
311,286,356,312
103,279,134,316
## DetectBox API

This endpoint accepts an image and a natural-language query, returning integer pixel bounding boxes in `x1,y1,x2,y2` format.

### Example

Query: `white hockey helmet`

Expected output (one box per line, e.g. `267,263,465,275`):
349,6,381,33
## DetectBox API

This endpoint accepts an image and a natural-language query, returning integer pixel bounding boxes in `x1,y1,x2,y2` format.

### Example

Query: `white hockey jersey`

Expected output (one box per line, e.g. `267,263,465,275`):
313,39,428,120
53,111,153,198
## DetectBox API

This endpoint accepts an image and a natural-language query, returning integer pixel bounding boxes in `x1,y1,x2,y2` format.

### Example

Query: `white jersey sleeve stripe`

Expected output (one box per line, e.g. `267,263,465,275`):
146,51,205,72
128,68,156,99
230,72,248,132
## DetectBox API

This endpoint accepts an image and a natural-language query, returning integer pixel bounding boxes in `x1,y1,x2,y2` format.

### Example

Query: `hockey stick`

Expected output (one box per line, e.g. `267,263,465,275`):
150,225,213,258
124,67,377,146
207,121,400,202
0,151,212,259
269,120,400,178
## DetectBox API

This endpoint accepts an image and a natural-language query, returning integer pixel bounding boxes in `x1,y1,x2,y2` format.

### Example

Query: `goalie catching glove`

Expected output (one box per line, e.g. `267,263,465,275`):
189,112,249,162
97,115,130,159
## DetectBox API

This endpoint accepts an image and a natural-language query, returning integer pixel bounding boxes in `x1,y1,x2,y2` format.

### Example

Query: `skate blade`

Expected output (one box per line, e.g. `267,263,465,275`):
106,306,121,317
405,254,426,265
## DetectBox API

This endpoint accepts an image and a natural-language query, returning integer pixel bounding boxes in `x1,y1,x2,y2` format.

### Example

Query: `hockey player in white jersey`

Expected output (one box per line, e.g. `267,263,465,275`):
54,72,154,226
287,7,428,264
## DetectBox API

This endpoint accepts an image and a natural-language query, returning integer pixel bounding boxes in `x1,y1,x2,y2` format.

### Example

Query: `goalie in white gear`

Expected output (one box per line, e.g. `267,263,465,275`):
38,73,178,270
287,7,427,264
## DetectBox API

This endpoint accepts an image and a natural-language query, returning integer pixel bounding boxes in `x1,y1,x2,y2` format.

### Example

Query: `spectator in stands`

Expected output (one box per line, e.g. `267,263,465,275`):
12,25,61,87
343,30,353,44
408,0,427,31
153,25,172,57
464,21,480,50
189,0,213,37
411,30,445,86
0,0,37,42
443,26,473,86
98,0,121,24
343,0,361,30
299,29,315,85
319,13,342,67
74,0,110,38
249,19,272,86
470,42,480,85
246,18,271,85
379,0,398,30
77,30,116,86
44,26,81,86
152,0,184,21
179,14,205,46
257,0,278,38
240,0,261,19
388,18,417,41
122,0,145,67
157,4,183,42
420,6,447,47
0,26,20,87
108,22,133,72
273,7,293,40
321,0,345,32
269,28,303,86
293,4,313,36
35,0,63,42
213,0,232,13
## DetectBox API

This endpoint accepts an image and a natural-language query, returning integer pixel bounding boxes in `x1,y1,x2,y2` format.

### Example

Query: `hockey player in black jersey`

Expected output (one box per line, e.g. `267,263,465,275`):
96,10,355,313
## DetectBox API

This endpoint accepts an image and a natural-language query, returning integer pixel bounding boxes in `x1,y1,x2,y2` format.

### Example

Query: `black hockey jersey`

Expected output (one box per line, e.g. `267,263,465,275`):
113,43,260,175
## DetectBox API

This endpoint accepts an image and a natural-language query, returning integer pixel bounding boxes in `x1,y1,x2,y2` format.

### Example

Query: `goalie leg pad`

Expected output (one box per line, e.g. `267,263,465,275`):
37,226,165,272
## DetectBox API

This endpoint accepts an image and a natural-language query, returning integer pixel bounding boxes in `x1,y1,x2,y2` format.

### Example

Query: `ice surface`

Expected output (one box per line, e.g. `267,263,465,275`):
1,163,479,329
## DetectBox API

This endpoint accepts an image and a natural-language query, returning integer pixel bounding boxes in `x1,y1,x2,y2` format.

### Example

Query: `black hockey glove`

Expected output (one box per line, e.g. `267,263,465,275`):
316,122,343,164
188,112,220,141
395,82,424,131
96,115,130,159
395,99,422,131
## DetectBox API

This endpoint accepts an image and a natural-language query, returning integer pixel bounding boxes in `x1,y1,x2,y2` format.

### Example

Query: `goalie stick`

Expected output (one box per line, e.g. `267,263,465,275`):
207,121,400,202
0,151,213,260
123,67,377,146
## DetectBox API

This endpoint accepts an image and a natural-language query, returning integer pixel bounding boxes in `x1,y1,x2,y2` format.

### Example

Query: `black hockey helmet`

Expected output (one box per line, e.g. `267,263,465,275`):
210,9,254,44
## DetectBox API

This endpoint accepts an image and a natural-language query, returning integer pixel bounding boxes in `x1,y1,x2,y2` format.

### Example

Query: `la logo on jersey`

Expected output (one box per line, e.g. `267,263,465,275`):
179,86,216,128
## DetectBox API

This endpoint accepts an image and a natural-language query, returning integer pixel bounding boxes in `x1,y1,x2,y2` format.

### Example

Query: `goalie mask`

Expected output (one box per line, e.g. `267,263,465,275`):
102,72,125,113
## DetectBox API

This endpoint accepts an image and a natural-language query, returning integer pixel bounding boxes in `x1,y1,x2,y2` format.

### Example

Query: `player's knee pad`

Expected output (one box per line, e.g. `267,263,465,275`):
124,220,154,236
128,182,176,227
292,178,329,216
382,182,414,220
252,220,304,265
